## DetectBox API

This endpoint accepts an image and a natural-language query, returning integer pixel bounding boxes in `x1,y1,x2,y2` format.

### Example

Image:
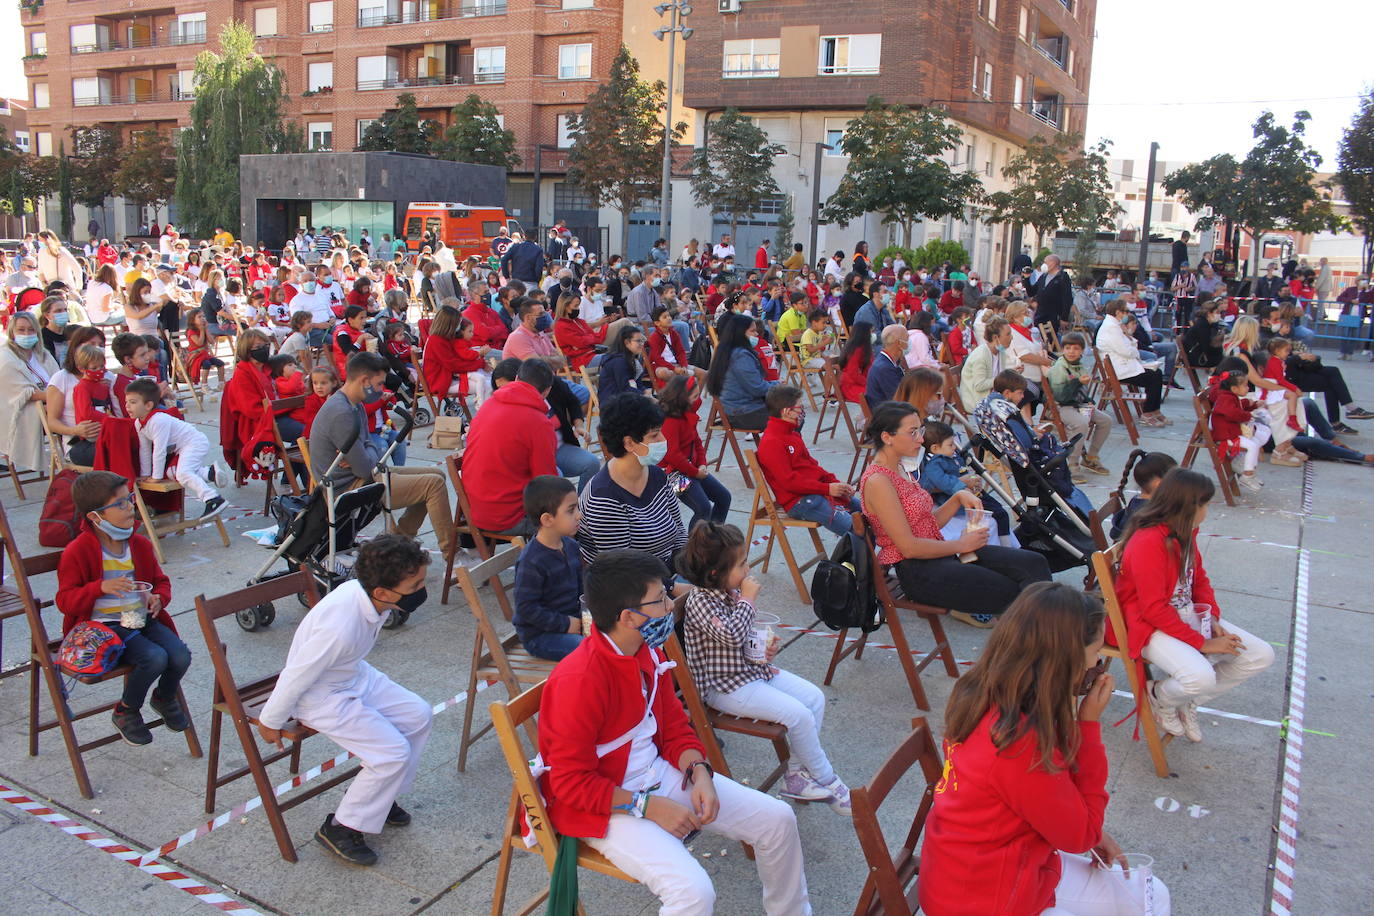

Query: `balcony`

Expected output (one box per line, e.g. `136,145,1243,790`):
74,88,191,107
356,0,506,27
1030,96,1062,129
1033,35,1067,70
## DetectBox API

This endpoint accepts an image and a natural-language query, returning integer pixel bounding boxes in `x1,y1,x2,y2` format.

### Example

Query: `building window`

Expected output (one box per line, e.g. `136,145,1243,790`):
356,55,397,90
986,142,995,176
562,0,593,7
70,23,111,53
556,113,575,148
554,181,595,211
964,142,975,169
174,70,197,100
308,1,334,32
475,46,506,83
983,62,993,99
357,119,376,144
971,54,980,91
308,61,333,92
29,31,45,55
254,7,278,36
173,12,207,45
36,131,52,157
14,132,29,153
1161,203,1175,222
823,122,849,155
1018,5,1029,40
722,38,779,78
978,0,998,22
308,122,333,151
32,82,48,109
818,34,881,75
1013,74,1023,109
558,43,592,79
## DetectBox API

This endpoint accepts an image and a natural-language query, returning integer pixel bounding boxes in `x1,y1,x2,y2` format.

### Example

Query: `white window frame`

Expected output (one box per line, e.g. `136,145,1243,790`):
355,55,396,89
36,131,52,157
308,121,333,151
308,1,335,32
174,12,206,44
817,34,880,76
474,45,506,83
983,62,993,99
1019,5,1029,40
556,113,575,148
558,43,592,79
722,38,780,78
971,53,980,91
561,0,593,8
980,0,998,22
14,132,29,153
175,69,197,100
307,60,333,92
357,119,377,144
30,31,45,55
33,82,49,109
1013,74,1024,110
823,118,849,156
254,7,278,37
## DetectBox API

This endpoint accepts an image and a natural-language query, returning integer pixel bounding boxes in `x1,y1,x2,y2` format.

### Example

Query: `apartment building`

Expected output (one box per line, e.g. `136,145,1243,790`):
665,0,1096,279
20,0,624,239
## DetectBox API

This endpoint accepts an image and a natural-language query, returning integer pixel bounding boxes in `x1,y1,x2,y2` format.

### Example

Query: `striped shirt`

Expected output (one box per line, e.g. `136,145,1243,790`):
91,544,140,624
576,466,686,576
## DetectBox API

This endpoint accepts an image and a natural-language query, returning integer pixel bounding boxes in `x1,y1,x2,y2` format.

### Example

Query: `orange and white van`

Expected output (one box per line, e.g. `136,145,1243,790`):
402,202,522,259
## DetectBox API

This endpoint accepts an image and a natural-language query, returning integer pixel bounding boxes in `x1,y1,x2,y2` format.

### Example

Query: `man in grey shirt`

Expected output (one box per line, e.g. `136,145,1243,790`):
309,351,456,563
625,267,661,325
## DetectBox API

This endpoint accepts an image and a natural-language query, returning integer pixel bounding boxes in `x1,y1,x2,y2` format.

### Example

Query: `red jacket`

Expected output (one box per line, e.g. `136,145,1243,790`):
422,335,482,397
840,353,869,403
894,286,919,316
220,362,277,477
757,417,838,511
648,328,687,375
538,631,705,839
755,245,769,269
1208,388,1258,444
659,409,705,477
937,290,964,315
462,381,558,530
1114,523,1219,656
554,317,606,371
948,325,972,366
1262,355,1298,393
918,711,1108,916
464,300,510,349
294,391,327,434
56,523,175,637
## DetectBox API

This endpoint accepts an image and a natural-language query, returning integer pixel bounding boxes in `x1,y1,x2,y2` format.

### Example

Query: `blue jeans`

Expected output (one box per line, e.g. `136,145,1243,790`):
557,442,601,492
110,619,192,710
787,494,862,535
522,629,583,661
307,327,328,347
1291,323,1315,347
673,320,692,353
678,473,732,528
371,429,407,466
1144,336,1178,382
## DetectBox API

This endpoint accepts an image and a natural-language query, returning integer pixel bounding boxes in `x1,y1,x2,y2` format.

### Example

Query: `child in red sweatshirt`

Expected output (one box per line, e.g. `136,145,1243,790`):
1261,337,1302,432
294,365,340,436
1208,370,1269,491
72,344,118,424
56,471,191,746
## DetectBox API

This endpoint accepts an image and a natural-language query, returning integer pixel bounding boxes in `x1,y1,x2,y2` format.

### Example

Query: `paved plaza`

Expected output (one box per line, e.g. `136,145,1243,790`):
1,360,1372,916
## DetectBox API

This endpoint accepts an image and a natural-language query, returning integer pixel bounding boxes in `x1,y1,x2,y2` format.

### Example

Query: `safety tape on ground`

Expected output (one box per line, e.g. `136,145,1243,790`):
773,621,975,666
140,680,493,866
0,783,260,914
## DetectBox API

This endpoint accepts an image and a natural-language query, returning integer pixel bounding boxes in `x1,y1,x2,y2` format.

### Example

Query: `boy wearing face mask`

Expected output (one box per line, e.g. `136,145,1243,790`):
257,534,434,866
56,471,192,747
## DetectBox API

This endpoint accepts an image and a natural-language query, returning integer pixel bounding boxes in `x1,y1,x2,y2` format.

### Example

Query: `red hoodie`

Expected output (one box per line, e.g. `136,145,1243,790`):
1208,387,1258,445
422,334,482,397
1262,355,1299,393
648,328,688,376
462,380,558,530
56,522,175,637
659,406,705,477
840,352,869,403
918,710,1109,916
1113,523,1219,656
464,299,510,349
756,416,839,511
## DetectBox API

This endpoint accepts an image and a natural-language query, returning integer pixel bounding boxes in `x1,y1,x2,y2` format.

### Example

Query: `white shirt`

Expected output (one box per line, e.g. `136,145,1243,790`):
1006,326,1045,382
296,288,334,324
580,293,607,323
259,580,391,728
824,258,845,281
125,293,161,334
712,243,735,260
280,331,310,360
600,632,662,790
84,281,117,322
137,410,209,478
159,233,174,255
434,246,457,273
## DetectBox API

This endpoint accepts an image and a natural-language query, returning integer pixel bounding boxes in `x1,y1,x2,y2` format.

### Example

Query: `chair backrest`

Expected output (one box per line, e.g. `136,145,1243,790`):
1038,375,1069,440
849,720,946,916
490,681,559,868
453,543,521,638
445,452,491,543
296,437,318,490
0,501,62,638
263,396,306,458
1089,544,1130,655
410,348,442,417
1086,492,1123,553
662,631,732,778
742,449,785,521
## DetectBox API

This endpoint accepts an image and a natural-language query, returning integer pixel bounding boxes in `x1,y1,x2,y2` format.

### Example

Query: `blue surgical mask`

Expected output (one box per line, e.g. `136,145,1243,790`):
636,439,668,467
633,609,674,649
13,333,38,349
53,313,69,327
363,384,385,405
651,277,662,288
95,517,134,540
302,281,317,294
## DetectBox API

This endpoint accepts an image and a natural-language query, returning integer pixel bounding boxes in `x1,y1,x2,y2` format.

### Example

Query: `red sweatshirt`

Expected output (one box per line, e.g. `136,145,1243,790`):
840,353,869,403
648,328,688,375
73,374,113,425
1262,355,1299,393
937,290,964,315
1208,388,1259,444
462,380,558,530
659,409,705,477
56,524,175,637
293,391,327,434
948,324,972,366
918,710,1108,916
538,631,705,839
1114,523,1219,655
757,416,839,511
463,300,510,349
554,317,607,371
422,335,482,397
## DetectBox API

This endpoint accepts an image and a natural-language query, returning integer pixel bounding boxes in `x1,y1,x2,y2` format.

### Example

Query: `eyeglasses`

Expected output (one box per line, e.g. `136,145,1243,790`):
632,591,670,610
95,495,135,513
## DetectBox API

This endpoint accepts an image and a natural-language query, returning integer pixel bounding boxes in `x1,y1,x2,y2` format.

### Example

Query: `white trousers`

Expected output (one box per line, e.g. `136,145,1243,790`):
1142,618,1274,710
172,436,218,502
585,756,811,916
1236,426,1272,472
1040,853,1172,916
297,665,433,834
704,669,834,784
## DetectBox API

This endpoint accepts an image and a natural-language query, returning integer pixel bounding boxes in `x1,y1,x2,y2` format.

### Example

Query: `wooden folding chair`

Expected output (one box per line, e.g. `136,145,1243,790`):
1175,336,1203,393
0,502,52,683
1038,321,1062,357
453,545,553,772
851,398,877,481
742,449,828,603
1082,490,1124,592
780,339,820,409
260,395,308,514
849,719,946,916
132,477,231,564
163,330,205,412
411,349,470,429
490,681,639,916
823,514,958,712
701,400,761,489
39,407,91,477
811,364,865,466
1038,375,1070,441
442,453,526,603
196,570,360,860
0,502,202,800
1092,346,1145,446
1,454,46,500
578,366,601,433
296,437,318,489
1091,545,1174,778
1180,393,1241,507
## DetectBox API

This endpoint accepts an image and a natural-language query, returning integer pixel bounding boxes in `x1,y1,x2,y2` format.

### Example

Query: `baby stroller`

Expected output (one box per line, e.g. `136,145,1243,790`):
957,398,1097,573
238,398,415,632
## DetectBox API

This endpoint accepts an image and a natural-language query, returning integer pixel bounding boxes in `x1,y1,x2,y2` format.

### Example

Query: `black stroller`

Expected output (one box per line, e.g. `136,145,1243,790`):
238,398,415,631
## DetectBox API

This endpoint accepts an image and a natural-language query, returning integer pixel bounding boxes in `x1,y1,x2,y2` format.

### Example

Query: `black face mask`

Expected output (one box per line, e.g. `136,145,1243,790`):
250,344,272,363
393,586,427,614
559,277,573,288
362,384,385,405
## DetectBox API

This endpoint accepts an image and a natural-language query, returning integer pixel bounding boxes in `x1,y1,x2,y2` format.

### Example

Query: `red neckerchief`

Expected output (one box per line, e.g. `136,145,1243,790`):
136,406,174,430
1011,322,1033,340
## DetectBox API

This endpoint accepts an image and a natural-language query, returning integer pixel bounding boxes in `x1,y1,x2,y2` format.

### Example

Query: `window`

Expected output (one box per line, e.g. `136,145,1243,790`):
1013,74,1023,109
174,70,196,100
562,0,593,7
818,35,880,75
554,181,595,211
308,61,333,92
474,46,506,83
983,62,993,99
355,55,397,89
36,131,52,157
978,0,998,21
556,113,575,148
971,54,980,91
70,23,108,53
357,119,377,144
174,12,206,45
722,38,779,78
14,132,29,153
964,142,975,169
1018,5,1028,40
254,7,278,36
32,82,48,109
1162,203,1175,222
494,113,504,128
29,31,45,55
308,1,334,32
308,122,333,151
558,43,592,79
986,142,995,176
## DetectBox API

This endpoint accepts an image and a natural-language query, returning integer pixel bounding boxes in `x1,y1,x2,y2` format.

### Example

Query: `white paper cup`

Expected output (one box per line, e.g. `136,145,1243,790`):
744,612,781,664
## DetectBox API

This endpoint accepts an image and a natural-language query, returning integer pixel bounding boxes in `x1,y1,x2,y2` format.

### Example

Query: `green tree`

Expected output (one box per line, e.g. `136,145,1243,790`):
57,142,73,239
773,193,795,258
69,127,121,219
115,129,177,228
986,132,1120,251
1336,90,1374,273
433,94,521,168
566,45,685,256
176,22,302,237
689,107,784,240
356,93,438,153
910,238,971,271
819,97,984,247
1165,111,1343,280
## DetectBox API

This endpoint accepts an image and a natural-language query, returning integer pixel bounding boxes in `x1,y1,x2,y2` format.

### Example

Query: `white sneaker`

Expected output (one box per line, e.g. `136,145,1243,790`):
819,776,852,817
1238,473,1263,492
780,768,833,802
1149,682,1185,738
1178,702,1203,743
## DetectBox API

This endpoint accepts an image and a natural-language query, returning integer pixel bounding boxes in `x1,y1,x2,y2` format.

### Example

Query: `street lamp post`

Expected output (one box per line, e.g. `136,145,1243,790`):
654,2,693,249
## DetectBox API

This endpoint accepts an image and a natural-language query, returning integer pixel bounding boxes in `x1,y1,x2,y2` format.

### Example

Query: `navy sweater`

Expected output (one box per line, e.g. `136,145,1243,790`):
513,536,583,645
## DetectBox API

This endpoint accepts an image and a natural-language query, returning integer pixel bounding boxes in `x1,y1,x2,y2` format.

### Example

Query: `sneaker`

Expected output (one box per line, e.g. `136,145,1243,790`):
1178,702,1204,743
1270,452,1303,467
1081,455,1111,476
149,692,189,732
112,703,153,746
780,768,834,802
316,814,379,866
1345,407,1374,420
1148,683,1184,738
950,610,996,629
1333,422,1359,435
1070,467,1088,484
1238,473,1263,492
200,496,226,519
385,802,411,827
819,777,853,817
1167,379,1186,391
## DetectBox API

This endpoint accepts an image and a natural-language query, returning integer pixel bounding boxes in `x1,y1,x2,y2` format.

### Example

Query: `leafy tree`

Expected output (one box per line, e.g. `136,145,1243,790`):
910,238,971,271
1165,111,1343,280
69,127,121,213
819,97,984,247
689,107,784,240
356,93,438,153
176,22,301,237
773,194,795,258
433,94,521,168
57,143,73,239
986,132,1120,251
1336,89,1374,273
115,129,177,227
566,45,685,257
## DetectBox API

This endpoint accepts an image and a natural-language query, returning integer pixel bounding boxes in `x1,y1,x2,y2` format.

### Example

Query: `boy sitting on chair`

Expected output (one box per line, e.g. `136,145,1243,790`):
257,534,434,867
538,549,812,914
125,378,226,519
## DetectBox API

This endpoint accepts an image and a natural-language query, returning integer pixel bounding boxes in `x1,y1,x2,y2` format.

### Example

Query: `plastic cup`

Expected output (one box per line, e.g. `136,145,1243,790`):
123,581,153,628
744,612,781,664
1192,602,1214,639
1110,853,1156,916
579,595,594,636
964,507,986,531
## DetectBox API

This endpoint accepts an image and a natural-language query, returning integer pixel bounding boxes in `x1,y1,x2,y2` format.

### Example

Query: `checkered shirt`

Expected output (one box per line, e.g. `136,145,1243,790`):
682,587,774,694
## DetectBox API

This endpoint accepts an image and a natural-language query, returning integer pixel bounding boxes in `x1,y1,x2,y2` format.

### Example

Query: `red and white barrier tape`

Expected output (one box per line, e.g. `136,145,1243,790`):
774,621,975,667
0,783,259,914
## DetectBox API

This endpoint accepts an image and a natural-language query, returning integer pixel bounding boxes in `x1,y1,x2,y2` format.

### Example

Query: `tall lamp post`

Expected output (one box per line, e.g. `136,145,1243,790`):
653,2,693,247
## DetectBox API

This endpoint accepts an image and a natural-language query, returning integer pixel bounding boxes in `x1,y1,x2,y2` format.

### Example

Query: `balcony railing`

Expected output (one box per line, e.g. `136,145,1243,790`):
168,27,207,45
356,73,471,91
1030,101,1061,128
74,90,189,107
356,0,507,27
1033,39,1067,70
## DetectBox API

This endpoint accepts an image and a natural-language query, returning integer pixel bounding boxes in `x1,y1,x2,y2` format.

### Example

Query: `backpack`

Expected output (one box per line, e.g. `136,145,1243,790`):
688,333,713,371
810,530,884,633
39,469,82,548
57,621,125,677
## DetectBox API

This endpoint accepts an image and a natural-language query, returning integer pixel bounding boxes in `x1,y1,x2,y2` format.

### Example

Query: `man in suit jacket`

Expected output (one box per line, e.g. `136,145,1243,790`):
865,325,909,408
1031,255,1073,330
501,236,546,284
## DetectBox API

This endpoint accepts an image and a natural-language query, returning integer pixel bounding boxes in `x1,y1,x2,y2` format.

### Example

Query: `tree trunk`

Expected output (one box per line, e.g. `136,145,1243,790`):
903,218,914,248
618,205,632,261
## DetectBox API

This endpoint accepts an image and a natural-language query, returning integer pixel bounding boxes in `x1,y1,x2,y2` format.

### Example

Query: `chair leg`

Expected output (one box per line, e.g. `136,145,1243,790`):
824,628,868,686
39,657,97,798
176,685,203,758
134,489,166,565
727,432,754,488
1113,656,1173,778
884,610,930,711
456,656,482,774
205,708,224,813
212,515,230,549
775,525,813,604
490,793,519,916
441,543,458,605
926,614,959,679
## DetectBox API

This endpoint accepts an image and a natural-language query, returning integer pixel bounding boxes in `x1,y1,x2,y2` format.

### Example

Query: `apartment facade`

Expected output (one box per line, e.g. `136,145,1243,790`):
20,0,625,240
